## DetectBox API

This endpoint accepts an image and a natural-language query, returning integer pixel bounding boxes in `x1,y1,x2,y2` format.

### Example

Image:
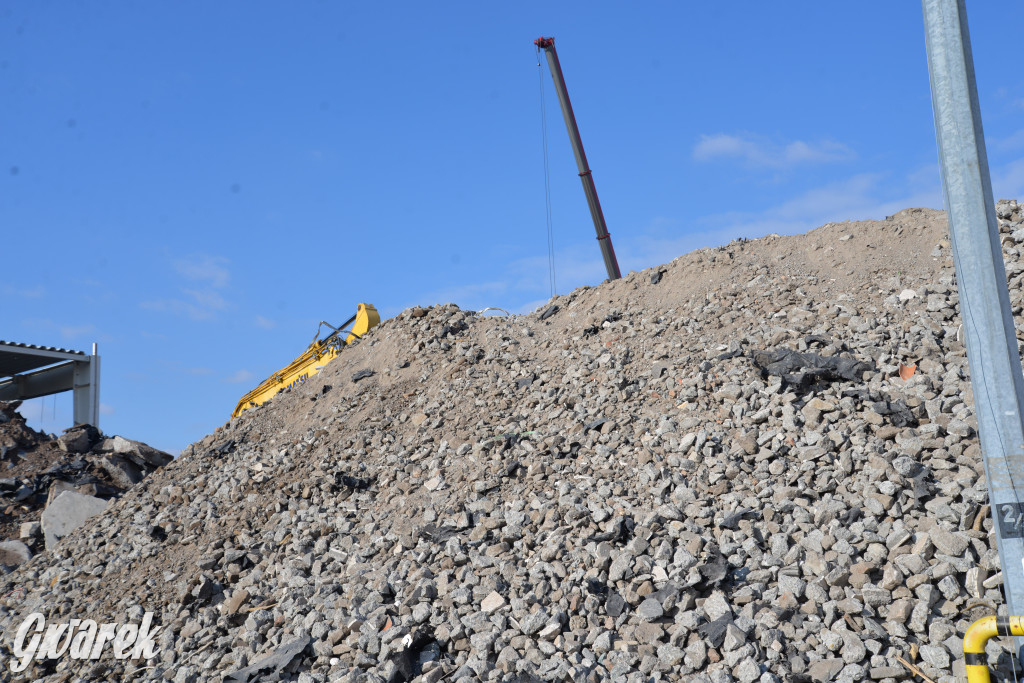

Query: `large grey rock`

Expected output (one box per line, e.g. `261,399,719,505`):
98,455,144,488
41,491,108,549
605,591,626,617
608,552,632,582
111,435,173,468
930,526,969,556
57,429,91,453
637,597,664,622
480,591,505,614
808,658,844,682
0,540,31,566
733,657,761,683
226,635,311,682
840,630,866,664
519,609,548,635
703,591,733,621
111,435,137,454
45,480,77,506
918,644,950,669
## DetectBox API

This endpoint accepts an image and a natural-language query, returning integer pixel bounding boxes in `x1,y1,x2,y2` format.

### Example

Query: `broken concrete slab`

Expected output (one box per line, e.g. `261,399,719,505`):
98,455,144,489
226,634,311,682
224,588,250,615
808,658,844,682
41,491,108,550
45,480,77,507
57,429,91,454
110,436,173,469
0,540,31,566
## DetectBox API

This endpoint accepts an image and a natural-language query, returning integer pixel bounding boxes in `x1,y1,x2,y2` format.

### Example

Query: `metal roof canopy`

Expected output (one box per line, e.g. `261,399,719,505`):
0,341,101,428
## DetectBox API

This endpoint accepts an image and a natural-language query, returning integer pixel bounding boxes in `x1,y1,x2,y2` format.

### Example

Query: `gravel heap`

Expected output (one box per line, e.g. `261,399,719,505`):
2,201,1024,683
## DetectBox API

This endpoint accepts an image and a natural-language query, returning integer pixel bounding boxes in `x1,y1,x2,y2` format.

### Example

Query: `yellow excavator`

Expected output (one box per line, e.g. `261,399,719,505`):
231,303,380,418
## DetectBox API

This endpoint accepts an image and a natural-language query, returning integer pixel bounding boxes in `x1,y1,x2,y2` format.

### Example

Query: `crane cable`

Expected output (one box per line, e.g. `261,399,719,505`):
537,49,557,299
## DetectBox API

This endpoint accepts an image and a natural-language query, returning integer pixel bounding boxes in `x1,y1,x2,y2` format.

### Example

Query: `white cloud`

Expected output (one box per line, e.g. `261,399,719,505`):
2,285,45,299
506,167,946,299
692,170,943,244
508,249,606,295
390,159,1004,319
100,403,115,416
141,253,232,321
255,315,276,330
18,319,104,345
693,133,856,169
140,293,226,321
990,129,1024,153
174,254,230,288
59,324,96,341
993,157,1024,200
224,369,254,384
182,288,228,312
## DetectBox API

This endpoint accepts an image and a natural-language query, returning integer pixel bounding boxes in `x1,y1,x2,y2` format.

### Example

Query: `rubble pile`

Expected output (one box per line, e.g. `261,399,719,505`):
0,401,172,564
2,201,1024,682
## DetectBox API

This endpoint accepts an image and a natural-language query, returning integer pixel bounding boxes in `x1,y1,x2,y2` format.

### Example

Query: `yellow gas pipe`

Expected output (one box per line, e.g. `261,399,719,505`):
964,615,1024,683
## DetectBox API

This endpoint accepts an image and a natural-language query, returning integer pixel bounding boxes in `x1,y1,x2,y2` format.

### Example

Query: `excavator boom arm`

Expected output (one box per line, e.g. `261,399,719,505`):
231,303,380,418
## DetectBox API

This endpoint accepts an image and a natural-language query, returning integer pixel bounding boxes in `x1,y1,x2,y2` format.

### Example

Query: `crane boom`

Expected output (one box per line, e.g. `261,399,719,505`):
535,36,621,281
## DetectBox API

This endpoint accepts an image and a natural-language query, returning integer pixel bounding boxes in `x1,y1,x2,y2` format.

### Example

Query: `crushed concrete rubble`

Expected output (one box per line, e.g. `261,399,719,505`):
0,401,172,564
1,201,1024,681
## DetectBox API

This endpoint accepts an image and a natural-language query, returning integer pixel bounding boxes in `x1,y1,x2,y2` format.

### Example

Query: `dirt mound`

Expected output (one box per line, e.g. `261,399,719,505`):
1,201,1022,682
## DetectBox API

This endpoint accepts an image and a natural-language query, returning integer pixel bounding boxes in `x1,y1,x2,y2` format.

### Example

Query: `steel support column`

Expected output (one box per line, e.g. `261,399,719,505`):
72,345,100,428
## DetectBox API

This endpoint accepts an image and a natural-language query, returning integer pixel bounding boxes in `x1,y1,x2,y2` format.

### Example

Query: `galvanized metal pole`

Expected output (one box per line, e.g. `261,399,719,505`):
90,343,100,429
923,0,1024,652
534,37,622,281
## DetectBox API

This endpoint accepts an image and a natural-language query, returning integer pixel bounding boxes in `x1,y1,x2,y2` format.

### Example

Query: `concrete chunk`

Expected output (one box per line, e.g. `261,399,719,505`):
481,591,506,614
112,436,173,468
41,491,108,550
808,658,844,682
57,429,91,453
224,589,250,615
930,526,969,556
98,455,144,488
0,540,31,566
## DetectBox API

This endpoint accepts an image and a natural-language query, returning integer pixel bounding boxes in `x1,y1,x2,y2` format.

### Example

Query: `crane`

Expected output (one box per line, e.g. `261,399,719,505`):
535,36,621,281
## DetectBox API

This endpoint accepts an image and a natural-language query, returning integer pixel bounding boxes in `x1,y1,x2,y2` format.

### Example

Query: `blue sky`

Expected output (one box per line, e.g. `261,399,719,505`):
3,2,1024,453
